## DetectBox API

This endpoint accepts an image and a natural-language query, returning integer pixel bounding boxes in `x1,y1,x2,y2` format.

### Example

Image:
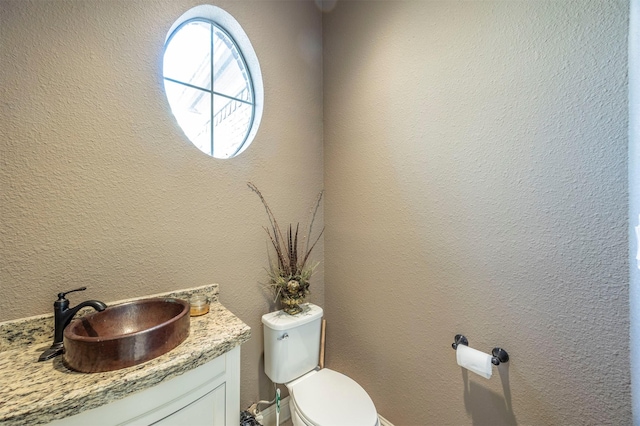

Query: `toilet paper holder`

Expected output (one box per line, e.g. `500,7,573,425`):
451,334,509,366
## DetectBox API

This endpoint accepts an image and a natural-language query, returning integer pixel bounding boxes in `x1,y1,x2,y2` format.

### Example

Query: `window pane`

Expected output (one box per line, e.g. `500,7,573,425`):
163,21,212,91
165,80,212,155
162,6,263,159
213,28,252,101
213,94,252,158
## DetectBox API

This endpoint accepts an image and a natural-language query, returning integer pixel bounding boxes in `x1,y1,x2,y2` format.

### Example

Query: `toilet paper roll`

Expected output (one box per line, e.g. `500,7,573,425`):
456,344,493,379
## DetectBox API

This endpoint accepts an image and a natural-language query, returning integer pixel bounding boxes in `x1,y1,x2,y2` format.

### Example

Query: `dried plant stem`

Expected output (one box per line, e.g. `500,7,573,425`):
248,182,325,287
304,189,324,258
248,182,288,270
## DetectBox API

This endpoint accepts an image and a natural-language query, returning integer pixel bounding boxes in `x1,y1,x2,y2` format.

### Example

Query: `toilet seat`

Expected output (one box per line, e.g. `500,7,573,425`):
288,369,379,426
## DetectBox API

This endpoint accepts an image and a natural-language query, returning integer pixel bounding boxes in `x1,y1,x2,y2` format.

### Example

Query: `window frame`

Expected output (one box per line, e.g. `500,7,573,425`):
162,5,264,159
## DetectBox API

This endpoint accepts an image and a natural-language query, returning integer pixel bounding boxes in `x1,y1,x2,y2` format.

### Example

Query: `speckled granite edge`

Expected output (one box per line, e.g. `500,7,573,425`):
0,283,219,352
0,284,251,426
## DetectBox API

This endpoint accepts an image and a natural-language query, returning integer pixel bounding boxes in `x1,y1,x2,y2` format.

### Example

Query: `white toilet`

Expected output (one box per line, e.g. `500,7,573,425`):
262,303,379,426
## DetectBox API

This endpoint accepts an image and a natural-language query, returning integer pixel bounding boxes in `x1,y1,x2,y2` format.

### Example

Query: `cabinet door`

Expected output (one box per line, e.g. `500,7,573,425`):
153,383,225,426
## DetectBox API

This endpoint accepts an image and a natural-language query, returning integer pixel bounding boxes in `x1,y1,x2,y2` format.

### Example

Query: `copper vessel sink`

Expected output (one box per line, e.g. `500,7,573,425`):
63,298,190,373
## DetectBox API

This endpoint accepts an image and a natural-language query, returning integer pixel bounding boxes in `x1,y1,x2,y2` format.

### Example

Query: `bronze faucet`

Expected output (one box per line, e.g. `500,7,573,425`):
38,287,107,362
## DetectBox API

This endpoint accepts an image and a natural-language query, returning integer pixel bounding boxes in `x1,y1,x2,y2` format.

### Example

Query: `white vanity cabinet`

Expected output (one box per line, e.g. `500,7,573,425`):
48,346,240,426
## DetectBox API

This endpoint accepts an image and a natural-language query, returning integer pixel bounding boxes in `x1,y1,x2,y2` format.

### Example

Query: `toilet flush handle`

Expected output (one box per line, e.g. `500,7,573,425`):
278,333,289,341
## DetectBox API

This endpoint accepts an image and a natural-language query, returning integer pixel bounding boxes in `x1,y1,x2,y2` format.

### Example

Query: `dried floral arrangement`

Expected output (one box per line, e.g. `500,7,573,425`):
248,182,324,314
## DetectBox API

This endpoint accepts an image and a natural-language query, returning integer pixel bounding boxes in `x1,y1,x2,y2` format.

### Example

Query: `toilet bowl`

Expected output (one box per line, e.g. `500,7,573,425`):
262,304,379,426
287,369,379,426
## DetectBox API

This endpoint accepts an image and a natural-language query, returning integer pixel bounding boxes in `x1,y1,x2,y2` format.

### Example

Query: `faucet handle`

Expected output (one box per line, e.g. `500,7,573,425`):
57,287,87,300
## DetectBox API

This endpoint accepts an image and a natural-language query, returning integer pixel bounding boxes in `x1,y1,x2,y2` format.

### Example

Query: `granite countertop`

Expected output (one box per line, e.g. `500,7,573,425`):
0,284,251,426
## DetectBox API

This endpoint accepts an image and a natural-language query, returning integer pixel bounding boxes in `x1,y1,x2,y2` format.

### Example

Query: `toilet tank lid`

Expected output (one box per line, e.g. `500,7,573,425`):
262,303,323,330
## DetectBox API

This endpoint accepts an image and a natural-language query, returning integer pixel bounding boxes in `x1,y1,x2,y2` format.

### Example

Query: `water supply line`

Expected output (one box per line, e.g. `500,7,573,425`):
276,387,281,425
250,383,277,424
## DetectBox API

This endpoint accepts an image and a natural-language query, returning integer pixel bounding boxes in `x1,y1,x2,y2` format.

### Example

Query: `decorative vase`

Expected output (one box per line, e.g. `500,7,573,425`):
281,294,304,315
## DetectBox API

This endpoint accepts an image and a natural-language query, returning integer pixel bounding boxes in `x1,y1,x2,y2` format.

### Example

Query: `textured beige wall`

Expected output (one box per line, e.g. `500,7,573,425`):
630,0,640,421
1,0,632,423
0,0,323,409
323,1,629,425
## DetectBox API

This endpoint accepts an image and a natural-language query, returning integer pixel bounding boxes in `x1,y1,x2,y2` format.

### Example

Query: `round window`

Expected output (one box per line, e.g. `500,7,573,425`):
163,6,263,159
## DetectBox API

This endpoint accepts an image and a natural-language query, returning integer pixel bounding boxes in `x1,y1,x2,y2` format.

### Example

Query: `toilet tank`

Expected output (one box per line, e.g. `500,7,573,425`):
262,303,323,384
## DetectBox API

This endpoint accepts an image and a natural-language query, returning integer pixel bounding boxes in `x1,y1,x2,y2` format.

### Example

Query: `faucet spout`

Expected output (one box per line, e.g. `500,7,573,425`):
68,300,107,318
38,288,107,362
